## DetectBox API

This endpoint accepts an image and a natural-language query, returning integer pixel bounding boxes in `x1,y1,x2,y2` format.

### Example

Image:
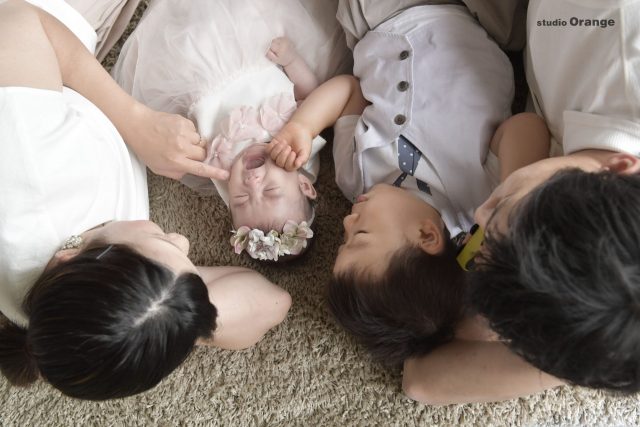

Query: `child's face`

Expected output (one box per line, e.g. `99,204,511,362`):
227,143,315,230
333,184,444,278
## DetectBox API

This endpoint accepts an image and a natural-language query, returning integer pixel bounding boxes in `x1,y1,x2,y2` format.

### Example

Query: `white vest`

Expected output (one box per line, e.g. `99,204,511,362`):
335,5,513,234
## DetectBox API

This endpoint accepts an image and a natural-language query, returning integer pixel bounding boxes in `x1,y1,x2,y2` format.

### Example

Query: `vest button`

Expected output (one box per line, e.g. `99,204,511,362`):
394,114,406,125
399,50,410,60
397,81,409,92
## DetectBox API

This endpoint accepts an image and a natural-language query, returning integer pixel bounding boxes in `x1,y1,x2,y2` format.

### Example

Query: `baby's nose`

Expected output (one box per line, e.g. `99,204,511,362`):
243,172,263,186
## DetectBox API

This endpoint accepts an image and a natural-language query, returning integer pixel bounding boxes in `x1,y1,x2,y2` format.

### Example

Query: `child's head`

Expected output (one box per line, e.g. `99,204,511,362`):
328,184,466,365
227,143,316,261
470,155,640,393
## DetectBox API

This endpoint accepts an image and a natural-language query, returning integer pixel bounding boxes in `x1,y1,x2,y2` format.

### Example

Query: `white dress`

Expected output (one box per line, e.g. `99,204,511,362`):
112,0,351,201
0,0,149,327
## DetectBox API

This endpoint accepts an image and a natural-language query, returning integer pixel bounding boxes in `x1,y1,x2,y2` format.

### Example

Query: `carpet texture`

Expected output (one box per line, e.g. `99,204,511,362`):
1,2,639,425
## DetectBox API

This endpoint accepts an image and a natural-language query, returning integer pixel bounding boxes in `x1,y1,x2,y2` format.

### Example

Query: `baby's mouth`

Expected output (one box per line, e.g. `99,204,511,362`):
244,154,266,170
242,145,268,170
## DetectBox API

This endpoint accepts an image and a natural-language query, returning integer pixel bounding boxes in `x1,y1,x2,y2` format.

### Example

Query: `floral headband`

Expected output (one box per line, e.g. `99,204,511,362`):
230,220,314,261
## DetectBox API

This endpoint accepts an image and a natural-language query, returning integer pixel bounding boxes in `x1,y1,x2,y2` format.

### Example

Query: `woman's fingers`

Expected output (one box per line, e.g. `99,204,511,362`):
185,143,207,161
181,158,230,181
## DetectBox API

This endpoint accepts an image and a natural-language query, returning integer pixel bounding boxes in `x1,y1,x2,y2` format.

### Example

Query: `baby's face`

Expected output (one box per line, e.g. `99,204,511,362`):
228,143,313,231
333,184,445,278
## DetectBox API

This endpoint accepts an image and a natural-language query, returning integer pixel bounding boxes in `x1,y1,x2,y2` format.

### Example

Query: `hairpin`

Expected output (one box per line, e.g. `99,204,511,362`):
456,224,484,271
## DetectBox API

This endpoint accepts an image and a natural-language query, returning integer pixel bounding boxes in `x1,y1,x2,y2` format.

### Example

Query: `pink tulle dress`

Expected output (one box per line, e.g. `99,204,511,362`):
112,0,351,201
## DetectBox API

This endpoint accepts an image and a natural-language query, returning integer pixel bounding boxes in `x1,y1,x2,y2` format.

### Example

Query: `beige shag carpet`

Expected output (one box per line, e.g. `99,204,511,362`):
2,2,640,425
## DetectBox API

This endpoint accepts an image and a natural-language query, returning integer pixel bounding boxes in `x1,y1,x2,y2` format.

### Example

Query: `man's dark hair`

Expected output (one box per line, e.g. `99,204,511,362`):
0,244,216,400
470,169,640,392
327,232,466,366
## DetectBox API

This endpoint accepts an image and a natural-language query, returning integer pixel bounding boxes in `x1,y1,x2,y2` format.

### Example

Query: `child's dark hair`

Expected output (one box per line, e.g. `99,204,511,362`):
470,169,640,392
0,244,216,400
327,231,466,366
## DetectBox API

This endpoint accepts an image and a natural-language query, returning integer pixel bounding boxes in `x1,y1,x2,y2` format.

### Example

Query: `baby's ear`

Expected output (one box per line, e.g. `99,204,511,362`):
603,153,640,175
417,219,445,256
298,174,317,200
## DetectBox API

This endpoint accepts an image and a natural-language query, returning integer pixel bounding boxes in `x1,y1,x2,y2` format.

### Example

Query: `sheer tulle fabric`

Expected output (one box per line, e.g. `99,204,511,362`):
112,0,350,117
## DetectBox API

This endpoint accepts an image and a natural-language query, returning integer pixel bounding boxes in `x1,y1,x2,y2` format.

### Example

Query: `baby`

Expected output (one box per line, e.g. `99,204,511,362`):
269,4,547,364
203,37,322,261
112,0,350,261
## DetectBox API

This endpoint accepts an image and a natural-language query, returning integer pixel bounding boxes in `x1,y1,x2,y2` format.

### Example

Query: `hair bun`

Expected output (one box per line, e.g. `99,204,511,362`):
0,321,39,386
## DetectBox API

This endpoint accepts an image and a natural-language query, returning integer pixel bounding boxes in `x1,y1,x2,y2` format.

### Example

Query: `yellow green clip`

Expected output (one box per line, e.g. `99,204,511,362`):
456,225,484,272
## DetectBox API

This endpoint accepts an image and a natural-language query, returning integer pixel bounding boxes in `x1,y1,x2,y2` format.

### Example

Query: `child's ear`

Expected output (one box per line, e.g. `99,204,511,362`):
418,219,445,255
298,174,317,200
45,248,80,270
604,153,640,175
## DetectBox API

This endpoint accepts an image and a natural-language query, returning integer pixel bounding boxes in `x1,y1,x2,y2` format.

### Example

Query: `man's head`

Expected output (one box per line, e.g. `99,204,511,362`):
329,184,466,365
227,143,316,261
471,152,640,391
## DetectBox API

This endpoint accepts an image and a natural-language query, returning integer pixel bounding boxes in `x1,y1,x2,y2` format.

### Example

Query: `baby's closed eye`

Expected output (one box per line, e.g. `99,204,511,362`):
264,187,281,196
232,194,249,207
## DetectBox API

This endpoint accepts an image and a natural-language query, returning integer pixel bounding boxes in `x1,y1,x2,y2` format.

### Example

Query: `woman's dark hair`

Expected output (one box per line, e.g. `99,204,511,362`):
471,169,640,392
327,230,466,366
0,244,216,400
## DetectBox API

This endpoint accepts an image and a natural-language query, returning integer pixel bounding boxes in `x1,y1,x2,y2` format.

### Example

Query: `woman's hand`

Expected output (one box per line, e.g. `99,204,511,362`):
12,3,228,182
125,106,230,181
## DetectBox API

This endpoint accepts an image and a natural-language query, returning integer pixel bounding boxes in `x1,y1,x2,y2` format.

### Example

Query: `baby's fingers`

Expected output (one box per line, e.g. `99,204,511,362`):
292,147,310,169
294,157,306,169
284,151,298,171
268,141,286,160
266,49,277,63
274,144,292,168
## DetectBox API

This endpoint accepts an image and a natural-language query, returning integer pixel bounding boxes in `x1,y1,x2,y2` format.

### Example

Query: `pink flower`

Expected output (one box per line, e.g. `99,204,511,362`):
260,93,297,136
230,226,252,254
230,220,314,261
205,134,234,171
220,106,266,142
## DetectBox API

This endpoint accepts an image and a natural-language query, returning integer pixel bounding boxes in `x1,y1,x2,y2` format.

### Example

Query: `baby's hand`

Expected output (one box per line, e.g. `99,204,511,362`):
267,121,312,171
267,37,298,67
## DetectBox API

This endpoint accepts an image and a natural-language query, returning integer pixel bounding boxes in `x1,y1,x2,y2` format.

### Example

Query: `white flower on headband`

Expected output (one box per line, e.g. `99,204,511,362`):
230,220,313,261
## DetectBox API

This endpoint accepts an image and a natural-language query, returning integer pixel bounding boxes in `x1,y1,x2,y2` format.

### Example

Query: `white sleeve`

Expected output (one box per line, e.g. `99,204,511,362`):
25,0,97,54
562,111,640,157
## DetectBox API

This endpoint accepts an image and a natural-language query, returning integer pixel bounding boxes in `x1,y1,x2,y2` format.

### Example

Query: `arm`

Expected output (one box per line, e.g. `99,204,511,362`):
490,112,550,181
1,0,227,181
268,74,367,170
402,315,564,405
267,37,319,100
402,339,565,405
196,267,291,350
